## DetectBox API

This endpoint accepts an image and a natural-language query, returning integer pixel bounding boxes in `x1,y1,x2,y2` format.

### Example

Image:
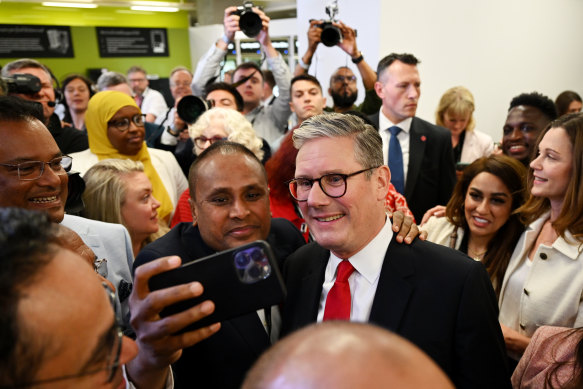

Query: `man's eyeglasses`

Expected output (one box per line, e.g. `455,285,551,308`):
107,114,146,132
332,75,357,84
5,283,123,388
288,167,379,202
0,155,72,181
194,135,228,149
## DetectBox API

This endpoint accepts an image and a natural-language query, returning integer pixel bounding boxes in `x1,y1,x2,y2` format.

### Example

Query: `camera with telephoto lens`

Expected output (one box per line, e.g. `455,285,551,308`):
315,1,342,47
230,1,263,38
176,95,212,125
1,73,42,95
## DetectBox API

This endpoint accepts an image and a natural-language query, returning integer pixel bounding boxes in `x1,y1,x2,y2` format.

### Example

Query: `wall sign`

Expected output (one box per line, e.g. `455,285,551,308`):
0,24,73,58
96,27,169,57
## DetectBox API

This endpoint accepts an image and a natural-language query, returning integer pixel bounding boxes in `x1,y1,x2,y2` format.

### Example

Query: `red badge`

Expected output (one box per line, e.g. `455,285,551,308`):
421,135,427,142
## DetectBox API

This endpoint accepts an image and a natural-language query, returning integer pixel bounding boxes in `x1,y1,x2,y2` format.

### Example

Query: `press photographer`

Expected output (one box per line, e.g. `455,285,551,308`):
1,58,88,154
294,3,382,115
190,3,292,148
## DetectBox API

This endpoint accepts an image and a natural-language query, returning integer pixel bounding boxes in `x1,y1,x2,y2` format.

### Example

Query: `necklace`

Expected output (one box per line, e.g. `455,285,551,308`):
468,248,487,261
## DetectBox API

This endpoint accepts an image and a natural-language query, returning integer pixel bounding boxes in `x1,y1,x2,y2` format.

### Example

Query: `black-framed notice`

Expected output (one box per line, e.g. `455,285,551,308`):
0,24,74,58
96,27,169,57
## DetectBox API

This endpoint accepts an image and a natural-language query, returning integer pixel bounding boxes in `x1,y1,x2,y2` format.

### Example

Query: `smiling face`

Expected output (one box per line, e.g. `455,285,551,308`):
463,172,513,242
120,171,160,246
22,247,138,388
375,61,420,123
502,106,550,165
290,80,326,124
64,78,91,114
169,70,192,101
295,136,390,259
530,127,573,208
0,119,68,223
106,106,145,155
190,151,271,252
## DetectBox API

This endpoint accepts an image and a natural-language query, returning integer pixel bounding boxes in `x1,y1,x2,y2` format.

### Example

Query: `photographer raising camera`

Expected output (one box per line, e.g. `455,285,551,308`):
191,3,292,149
295,11,381,115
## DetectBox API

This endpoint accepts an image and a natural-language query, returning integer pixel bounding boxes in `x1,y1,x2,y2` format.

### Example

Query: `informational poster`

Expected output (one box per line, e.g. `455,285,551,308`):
96,27,169,57
0,24,73,58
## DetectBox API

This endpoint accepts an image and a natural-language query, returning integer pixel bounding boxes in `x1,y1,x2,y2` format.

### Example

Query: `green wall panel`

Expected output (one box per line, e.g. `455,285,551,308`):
0,3,192,80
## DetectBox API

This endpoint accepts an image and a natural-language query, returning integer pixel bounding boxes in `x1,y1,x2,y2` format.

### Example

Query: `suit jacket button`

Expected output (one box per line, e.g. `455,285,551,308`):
523,288,529,296
519,323,526,330
540,253,548,260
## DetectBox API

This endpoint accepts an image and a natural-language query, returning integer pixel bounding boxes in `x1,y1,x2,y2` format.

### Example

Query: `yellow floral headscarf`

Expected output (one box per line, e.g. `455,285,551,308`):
85,91,173,222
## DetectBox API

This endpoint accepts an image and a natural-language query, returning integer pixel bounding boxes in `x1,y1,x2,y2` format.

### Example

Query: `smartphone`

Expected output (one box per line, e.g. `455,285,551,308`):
148,240,286,333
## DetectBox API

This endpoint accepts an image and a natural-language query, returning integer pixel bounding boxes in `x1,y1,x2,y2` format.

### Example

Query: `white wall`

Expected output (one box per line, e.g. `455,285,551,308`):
298,0,583,141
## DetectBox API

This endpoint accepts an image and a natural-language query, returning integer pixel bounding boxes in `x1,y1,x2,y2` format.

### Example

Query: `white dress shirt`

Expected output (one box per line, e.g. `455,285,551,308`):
378,110,412,187
317,217,393,322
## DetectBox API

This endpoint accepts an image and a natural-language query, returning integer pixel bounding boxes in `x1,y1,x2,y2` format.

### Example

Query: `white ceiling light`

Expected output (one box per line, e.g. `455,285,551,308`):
42,1,98,7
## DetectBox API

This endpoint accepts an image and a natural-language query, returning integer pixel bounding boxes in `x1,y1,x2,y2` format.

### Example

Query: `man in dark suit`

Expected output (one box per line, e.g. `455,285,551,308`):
369,53,456,222
131,142,306,389
281,113,510,389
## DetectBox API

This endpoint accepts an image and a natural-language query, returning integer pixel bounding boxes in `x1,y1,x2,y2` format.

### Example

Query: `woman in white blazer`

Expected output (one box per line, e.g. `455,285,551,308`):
499,113,583,365
436,86,493,166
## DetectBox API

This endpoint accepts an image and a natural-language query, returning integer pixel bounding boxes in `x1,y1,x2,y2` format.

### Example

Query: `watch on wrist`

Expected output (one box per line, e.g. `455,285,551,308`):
166,126,180,137
351,52,364,64
298,56,311,70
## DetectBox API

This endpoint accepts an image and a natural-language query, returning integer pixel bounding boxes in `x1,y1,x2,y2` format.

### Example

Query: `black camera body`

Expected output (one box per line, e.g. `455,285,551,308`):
231,1,262,38
2,73,41,95
176,95,211,125
317,21,342,47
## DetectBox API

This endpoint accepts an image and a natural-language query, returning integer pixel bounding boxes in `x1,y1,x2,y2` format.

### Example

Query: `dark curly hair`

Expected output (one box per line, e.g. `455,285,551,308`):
508,92,557,121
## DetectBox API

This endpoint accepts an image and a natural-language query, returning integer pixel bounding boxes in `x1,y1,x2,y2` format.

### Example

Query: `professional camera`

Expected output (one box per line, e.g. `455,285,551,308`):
1,73,41,95
176,95,211,125
316,0,342,47
230,1,263,38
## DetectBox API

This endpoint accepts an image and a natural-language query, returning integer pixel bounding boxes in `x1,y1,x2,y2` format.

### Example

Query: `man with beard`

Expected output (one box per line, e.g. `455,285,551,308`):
501,92,557,166
294,20,381,115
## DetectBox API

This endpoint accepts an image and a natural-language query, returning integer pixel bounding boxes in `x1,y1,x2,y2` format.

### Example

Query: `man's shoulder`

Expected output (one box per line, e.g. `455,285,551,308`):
135,223,197,267
411,117,449,135
62,214,127,235
268,218,306,259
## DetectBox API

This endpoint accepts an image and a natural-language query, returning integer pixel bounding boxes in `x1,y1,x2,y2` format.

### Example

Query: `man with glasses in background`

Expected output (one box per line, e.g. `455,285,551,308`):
127,65,168,123
0,207,217,388
280,113,511,389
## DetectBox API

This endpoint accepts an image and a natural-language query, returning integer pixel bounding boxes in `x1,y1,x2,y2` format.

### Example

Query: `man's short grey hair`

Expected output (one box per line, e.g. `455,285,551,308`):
169,66,192,84
292,113,384,173
1,58,50,79
96,71,128,91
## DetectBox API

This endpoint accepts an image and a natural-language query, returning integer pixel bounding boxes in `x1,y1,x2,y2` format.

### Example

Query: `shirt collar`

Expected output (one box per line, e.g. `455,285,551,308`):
378,109,413,134
330,216,393,284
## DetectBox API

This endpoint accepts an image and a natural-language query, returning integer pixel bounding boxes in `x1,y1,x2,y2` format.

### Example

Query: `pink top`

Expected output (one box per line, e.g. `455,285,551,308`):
512,326,581,389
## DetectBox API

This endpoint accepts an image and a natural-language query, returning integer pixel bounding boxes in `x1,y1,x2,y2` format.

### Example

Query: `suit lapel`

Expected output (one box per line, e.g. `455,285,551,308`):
405,118,426,199
297,246,329,324
369,240,414,331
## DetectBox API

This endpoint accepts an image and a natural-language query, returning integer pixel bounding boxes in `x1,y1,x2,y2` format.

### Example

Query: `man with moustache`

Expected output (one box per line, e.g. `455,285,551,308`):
294,20,381,115
501,92,557,166
369,53,456,222
2,58,88,154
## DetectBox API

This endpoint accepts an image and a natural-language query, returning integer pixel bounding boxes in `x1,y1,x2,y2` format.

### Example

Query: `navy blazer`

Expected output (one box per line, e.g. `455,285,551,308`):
134,218,305,389
281,238,511,389
369,113,456,222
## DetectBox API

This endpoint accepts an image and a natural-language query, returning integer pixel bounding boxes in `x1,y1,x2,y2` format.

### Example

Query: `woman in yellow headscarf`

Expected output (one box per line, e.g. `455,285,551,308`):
70,90,187,222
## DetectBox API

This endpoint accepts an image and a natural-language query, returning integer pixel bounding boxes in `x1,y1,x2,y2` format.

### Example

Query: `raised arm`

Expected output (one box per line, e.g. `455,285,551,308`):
294,19,322,76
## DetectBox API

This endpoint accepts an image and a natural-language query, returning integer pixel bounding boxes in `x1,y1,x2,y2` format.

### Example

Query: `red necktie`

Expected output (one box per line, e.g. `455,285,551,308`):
323,260,355,321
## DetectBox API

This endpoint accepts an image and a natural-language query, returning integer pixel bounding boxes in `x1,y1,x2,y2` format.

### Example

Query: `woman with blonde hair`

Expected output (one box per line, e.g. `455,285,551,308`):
82,159,169,255
171,107,265,226
436,86,493,166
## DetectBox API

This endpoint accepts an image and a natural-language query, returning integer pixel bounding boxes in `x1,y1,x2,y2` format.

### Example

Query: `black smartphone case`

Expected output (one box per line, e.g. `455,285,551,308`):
148,240,286,333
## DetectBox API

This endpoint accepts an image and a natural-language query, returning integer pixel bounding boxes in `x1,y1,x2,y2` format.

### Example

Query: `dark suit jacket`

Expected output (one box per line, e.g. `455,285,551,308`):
369,114,456,221
134,218,305,389
281,238,511,389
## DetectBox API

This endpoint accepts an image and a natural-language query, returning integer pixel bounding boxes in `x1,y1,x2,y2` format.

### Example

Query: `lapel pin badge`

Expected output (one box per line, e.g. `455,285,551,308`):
421,135,427,142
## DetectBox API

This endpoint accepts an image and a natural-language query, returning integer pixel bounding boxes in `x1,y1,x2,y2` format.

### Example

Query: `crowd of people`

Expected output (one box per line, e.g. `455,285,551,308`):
1,4,583,389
